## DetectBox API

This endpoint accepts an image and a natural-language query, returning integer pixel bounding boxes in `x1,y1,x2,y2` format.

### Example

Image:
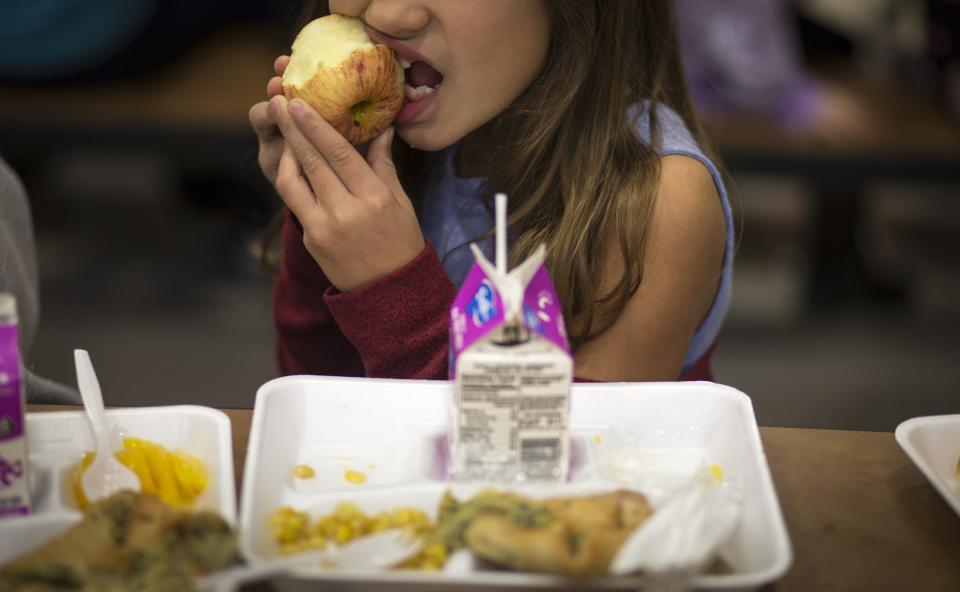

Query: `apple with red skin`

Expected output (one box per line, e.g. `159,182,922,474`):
282,14,404,145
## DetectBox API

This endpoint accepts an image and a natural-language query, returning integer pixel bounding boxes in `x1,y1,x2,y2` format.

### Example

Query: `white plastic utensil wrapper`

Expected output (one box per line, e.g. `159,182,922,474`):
448,194,573,482
610,465,743,586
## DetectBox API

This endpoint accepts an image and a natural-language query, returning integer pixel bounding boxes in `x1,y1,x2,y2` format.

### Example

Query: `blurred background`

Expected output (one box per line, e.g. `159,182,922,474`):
1,0,958,431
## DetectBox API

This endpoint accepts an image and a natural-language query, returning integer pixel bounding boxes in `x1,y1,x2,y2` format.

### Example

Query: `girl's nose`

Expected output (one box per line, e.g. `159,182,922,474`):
354,0,430,40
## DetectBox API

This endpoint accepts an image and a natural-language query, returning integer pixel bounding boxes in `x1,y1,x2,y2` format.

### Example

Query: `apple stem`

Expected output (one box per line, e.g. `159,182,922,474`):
351,100,373,126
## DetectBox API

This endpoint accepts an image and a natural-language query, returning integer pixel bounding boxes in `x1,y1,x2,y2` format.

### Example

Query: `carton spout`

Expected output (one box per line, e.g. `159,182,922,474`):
468,243,547,325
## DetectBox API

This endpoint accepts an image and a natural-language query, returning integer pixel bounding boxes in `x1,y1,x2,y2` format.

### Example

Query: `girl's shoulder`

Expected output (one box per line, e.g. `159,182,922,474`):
634,101,733,268
634,103,734,373
651,154,725,258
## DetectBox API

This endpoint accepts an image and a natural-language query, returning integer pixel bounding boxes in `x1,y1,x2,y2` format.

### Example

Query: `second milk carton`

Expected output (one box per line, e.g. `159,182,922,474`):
0,293,30,518
449,244,572,482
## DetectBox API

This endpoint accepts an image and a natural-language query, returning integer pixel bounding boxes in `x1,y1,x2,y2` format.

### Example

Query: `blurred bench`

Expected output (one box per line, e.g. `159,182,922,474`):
703,72,960,309
0,23,285,214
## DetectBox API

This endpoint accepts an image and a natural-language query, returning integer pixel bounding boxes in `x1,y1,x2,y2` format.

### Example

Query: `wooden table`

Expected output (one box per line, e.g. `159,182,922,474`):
27,405,960,590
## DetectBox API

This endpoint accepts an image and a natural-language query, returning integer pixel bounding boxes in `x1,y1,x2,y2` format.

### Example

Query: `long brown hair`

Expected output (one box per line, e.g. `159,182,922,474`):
277,1,713,349
468,1,709,348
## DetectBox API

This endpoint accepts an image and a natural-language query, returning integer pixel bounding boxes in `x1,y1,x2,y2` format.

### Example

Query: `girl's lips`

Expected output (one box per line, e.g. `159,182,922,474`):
395,85,439,125
365,26,440,73
363,26,442,126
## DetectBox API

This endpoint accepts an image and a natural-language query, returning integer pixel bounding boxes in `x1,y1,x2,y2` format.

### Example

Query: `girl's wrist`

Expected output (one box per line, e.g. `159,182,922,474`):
324,237,427,293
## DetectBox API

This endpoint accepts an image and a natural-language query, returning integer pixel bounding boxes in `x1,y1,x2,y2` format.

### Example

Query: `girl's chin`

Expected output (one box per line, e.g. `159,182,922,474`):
396,127,459,152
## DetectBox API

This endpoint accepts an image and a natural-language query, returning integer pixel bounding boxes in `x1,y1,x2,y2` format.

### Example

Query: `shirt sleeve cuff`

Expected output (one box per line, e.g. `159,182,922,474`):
323,241,456,378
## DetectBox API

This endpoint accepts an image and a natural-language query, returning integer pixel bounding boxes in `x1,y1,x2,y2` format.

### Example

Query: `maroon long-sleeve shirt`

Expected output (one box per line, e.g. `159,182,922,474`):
273,209,714,381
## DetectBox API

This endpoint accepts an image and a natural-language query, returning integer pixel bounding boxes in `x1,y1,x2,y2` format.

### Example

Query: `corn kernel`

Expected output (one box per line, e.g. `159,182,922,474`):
708,464,724,482
344,469,367,484
334,501,360,519
293,464,316,479
392,508,413,525
334,523,354,544
370,515,391,532
424,543,446,561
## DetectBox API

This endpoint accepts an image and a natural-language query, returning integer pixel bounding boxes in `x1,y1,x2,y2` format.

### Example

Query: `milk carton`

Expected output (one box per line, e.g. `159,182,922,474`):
449,243,572,482
0,293,30,518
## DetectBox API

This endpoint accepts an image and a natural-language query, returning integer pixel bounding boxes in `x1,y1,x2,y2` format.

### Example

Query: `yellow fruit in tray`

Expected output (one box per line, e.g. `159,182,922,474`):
171,449,209,499
74,437,209,509
114,444,156,492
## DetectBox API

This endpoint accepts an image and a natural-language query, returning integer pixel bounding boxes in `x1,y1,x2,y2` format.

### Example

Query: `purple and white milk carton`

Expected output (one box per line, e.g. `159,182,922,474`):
0,293,30,518
449,244,572,482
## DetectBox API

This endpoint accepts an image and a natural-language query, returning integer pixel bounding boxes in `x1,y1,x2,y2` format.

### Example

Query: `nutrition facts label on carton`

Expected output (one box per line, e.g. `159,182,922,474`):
457,351,570,481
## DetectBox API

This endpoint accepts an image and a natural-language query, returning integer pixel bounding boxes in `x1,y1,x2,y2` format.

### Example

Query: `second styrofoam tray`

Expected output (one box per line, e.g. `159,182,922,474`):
240,376,792,590
0,405,236,566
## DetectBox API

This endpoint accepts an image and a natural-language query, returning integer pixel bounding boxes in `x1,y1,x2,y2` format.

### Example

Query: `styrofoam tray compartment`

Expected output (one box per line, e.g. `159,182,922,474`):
0,405,236,565
896,414,960,517
240,377,792,590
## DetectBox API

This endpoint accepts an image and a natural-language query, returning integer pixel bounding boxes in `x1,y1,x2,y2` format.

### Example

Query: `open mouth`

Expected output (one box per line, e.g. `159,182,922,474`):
400,58,443,102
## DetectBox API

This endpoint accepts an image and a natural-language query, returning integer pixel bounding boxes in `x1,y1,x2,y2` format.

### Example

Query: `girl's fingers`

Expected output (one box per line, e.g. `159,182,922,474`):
367,127,413,213
274,55,290,76
271,96,348,203
273,97,383,199
267,75,284,98
249,102,280,142
267,56,288,97
275,145,318,221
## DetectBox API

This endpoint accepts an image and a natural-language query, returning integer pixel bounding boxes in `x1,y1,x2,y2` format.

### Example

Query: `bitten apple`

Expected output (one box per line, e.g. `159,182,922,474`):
282,14,404,145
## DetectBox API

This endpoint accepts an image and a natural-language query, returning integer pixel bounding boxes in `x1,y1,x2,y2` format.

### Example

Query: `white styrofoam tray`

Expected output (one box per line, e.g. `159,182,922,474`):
0,405,236,565
240,376,792,590
895,414,960,517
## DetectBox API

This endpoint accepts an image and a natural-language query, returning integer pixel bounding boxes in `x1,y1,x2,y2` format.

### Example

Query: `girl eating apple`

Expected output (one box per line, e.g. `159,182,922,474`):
248,0,732,382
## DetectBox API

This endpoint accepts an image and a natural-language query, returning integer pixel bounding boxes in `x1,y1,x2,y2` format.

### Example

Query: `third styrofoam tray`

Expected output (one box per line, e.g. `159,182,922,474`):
240,376,791,590
896,414,960,518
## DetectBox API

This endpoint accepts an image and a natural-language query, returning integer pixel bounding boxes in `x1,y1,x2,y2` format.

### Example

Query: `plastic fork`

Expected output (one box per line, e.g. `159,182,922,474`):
194,529,423,591
75,349,141,502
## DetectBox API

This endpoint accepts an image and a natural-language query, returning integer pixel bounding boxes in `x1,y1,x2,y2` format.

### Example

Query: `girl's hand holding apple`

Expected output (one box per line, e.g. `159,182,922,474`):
252,14,416,291
270,95,424,292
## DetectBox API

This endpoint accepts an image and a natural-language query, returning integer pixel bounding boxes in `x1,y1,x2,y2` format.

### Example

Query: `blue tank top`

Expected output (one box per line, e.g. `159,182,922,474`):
419,103,734,376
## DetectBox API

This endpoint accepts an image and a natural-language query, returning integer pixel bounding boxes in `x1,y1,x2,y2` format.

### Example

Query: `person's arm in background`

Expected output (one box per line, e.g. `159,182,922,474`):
0,158,80,404
676,0,877,142
0,158,39,355
675,0,821,127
